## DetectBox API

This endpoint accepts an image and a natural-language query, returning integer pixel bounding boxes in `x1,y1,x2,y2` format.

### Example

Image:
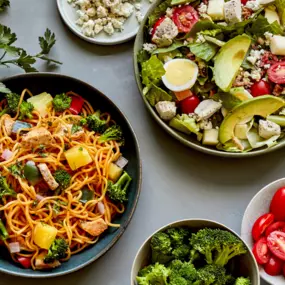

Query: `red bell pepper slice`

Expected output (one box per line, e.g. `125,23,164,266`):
18,256,32,269
69,96,84,115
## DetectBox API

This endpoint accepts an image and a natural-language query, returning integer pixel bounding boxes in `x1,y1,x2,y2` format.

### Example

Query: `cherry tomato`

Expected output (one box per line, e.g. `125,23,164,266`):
268,62,285,84
172,6,199,33
266,222,285,237
264,255,283,276
151,16,166,37
252,213,275,241
252,237,271,264
180,95,200,114
250,80,271,97
282,263,285,277
267,231,285,261
241,0,249,4
270,187,285,221
18,257,31,269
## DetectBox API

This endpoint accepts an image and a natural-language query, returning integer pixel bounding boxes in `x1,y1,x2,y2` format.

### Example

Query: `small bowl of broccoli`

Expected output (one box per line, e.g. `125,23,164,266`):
131,219,259,285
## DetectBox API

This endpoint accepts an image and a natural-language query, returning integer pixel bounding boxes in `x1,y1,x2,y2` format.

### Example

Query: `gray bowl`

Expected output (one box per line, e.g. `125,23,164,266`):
133,0,285,158
0,73,142,278
131,219,260,285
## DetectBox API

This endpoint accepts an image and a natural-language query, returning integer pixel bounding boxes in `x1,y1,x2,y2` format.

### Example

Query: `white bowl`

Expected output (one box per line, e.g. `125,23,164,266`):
131,219,260,285
241,178,285,285
56,0,152,45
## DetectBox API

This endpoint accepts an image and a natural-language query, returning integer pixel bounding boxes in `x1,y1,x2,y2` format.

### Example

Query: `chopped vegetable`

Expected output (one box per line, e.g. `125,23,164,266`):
53,169,71,193
44,238,68,263
24,161,42,185
98,125,124,144
18,257,31,269
64,145,92,170
136,263,170,285
33,222,57,250
114,156,128,169
80,110,107,133
107,171,132,203
69,95,84,115
0,175,16,198
1,149,13,161
52,93,72,113
8,242,20,253
0,219,8,240
80,187,94,204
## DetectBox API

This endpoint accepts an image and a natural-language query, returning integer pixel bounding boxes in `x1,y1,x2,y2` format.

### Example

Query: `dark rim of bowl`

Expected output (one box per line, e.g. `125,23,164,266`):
0,72,142,278
133,2,285,158
130,218,260,285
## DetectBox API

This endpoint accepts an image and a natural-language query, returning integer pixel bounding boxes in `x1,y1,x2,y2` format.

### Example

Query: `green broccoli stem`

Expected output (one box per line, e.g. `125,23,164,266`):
215,247,234,266
116,171,131,191
0,219,9,240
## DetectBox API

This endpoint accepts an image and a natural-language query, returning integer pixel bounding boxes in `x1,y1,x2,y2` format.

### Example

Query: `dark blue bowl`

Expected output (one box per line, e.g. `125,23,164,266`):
0,73,142,278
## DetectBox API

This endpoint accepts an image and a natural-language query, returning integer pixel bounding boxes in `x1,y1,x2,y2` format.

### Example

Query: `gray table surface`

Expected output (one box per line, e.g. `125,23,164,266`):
0,0,282,284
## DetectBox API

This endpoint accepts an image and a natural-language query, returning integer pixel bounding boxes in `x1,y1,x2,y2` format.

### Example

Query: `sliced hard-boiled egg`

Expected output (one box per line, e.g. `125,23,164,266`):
162,59,199,92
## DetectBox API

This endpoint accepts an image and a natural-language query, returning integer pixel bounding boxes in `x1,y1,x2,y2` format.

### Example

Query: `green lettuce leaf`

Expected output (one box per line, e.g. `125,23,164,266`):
152,41,184,54
214,91,242,110
169,114,200,135
137,49,150,65
145,84,172,106
246,15,284,36
189,41,218,61
141,55,165,94
157,50,183,62
148,0,171,27
247,128,279,149
216,140,252,152
276,0,285,26
199,29,222,37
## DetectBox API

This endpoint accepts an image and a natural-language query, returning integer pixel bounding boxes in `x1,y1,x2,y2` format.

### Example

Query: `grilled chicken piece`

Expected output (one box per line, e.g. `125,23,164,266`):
4,115,14,136
80,218,108,236
37,163,59,191
22,127,52,147
35,252,61,270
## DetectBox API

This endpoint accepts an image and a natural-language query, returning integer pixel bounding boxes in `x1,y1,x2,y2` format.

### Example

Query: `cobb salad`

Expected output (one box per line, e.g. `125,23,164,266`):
137,0,285,152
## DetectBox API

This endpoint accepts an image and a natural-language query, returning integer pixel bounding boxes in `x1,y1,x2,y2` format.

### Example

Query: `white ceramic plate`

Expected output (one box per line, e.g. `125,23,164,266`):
57,0,152,45
241,178,285,285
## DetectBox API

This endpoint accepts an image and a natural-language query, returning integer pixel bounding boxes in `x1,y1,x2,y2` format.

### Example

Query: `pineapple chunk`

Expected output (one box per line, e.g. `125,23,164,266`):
108,163,123,182
64,146,92,170
27,92,53,117
34,223,57,249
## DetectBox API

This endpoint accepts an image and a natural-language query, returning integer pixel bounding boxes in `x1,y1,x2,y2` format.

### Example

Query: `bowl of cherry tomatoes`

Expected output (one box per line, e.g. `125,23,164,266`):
241,178,285,285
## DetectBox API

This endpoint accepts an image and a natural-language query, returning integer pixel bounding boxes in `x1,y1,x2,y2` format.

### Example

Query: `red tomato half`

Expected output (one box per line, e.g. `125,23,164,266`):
172,6,199,33
250,80,271,97
268,62,285,84
270,187,285,221
264,255,283,276
265,222,285,237
252,237,271,264
18,257,31,269
267,231,285,261
252,213,275,241
282,263,285,277
151,16,166,37
180,95,200,114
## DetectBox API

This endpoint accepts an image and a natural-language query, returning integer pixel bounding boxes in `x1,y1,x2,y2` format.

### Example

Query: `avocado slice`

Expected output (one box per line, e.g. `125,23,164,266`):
214,35,251,92
219,95,285,144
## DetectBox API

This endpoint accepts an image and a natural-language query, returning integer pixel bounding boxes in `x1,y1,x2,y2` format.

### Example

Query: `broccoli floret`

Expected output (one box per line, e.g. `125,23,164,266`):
136,263,170,285
172,244,191,260
150,232,173,264
190,228,247,267
196,264,229,285
54,169,71,194
6,93,34,119
98,125,124,144
44,238,68,263
169,260,197,282
169,276,188,285
107,171,131,203
0,218,9,240
80,110,107,133
0,176,16,199
52,93,72,113
166,227,191,246
190,249,202,264
234,277,251,285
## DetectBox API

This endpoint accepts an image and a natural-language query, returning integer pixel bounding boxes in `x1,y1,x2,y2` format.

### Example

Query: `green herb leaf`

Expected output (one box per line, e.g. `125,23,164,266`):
71,124,82,134
80,188,94,204
0,82,11,94
39,28,56,55
0,0,10,12
0,24,16,45
8,162,24,178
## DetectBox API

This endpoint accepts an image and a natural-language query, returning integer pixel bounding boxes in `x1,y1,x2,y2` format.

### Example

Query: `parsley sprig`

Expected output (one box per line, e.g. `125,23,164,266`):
0,24,62,72
0,0,9,12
